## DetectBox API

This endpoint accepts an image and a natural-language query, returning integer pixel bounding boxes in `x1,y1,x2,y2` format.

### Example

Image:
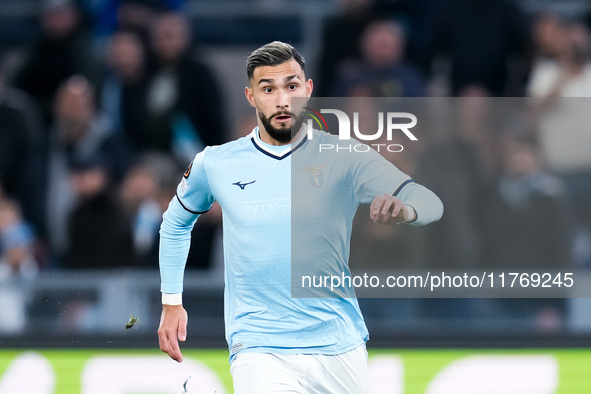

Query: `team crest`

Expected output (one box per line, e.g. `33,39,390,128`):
300,163,328,187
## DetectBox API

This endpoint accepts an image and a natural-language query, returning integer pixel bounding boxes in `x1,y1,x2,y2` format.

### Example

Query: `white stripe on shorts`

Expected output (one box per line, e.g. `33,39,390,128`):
230,345,369,394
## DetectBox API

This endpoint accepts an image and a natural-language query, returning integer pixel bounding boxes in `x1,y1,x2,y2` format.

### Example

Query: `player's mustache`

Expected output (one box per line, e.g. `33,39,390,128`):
270,111,294,119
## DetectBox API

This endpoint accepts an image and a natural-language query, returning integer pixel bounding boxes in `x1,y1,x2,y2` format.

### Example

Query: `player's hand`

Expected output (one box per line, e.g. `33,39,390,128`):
158,304,188,362
370,194,413,225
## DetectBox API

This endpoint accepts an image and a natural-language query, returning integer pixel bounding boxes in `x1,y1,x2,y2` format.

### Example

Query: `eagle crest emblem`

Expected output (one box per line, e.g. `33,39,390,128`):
300,163,328,187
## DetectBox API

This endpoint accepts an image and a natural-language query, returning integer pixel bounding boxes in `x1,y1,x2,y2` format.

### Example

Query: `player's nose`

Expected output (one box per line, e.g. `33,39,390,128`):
276,89,290,109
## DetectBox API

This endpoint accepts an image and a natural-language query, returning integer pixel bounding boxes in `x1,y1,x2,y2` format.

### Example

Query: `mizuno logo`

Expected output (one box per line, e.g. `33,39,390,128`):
232,180,256,190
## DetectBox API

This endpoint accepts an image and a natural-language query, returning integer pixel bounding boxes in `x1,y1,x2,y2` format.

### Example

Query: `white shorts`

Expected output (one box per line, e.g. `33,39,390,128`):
230,345,369,394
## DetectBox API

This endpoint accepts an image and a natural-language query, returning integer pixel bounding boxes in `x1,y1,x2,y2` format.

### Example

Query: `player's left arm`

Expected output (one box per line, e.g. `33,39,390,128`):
348,140,443,225
371,182,443,226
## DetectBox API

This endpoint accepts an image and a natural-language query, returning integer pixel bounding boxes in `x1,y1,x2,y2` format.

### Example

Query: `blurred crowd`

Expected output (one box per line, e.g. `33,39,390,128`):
0,0,590,291
0,0,226,278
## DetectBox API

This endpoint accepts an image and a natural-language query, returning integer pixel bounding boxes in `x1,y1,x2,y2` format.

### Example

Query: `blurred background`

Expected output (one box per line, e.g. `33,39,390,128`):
0,0,590,367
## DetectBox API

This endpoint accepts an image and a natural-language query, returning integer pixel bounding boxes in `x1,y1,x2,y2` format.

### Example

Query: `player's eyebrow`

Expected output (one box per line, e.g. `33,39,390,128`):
257,74,300,85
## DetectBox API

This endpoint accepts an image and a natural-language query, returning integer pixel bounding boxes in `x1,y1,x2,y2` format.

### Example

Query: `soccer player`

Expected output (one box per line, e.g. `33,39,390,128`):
158,41,443,393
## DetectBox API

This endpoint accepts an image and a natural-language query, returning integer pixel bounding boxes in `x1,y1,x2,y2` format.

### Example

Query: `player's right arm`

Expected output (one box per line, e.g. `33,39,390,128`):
158,302,188,362
158,150,214,362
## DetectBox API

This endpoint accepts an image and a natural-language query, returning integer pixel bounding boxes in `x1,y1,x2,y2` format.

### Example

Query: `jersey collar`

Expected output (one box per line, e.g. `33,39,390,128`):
250,125,308,160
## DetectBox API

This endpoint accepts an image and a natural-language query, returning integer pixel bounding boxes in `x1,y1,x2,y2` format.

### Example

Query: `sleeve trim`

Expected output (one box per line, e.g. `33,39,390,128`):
405,204,418,223
392,178,415,197
175,194,211,215
162,293,183,305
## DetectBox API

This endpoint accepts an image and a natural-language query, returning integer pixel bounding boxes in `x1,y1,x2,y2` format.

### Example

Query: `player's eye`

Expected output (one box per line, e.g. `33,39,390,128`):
288,84,298,90
263,87,273,93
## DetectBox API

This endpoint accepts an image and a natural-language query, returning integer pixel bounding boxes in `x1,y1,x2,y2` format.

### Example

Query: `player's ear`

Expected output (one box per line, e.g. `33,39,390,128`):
306,79,313,98
245,86,256,108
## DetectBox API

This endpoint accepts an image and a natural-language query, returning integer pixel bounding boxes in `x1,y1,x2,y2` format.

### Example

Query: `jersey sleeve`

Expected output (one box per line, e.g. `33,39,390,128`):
176,148,215,213
159,149,214,294
349,143,443,225
350,144,411,204
396,182,444,226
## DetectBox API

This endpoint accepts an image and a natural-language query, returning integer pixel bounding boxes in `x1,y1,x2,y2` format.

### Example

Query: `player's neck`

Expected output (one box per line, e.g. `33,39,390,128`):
258,127,302,146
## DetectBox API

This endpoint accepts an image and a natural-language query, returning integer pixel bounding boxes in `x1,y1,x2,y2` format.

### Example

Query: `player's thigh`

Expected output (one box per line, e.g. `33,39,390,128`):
308,345,369,394
231,352,303,394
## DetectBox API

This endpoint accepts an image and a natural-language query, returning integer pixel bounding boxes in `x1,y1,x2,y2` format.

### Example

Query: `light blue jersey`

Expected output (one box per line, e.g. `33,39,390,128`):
160,126,443,361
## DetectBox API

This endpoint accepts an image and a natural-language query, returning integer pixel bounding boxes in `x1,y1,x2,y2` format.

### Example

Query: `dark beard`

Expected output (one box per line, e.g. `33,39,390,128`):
258,110,306,143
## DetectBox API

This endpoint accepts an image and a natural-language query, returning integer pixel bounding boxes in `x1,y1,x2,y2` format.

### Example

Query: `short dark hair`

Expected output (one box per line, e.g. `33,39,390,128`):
246,41,306,80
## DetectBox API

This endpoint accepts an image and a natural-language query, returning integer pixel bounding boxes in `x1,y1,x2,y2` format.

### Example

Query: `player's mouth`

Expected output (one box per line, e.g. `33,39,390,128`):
273,113,292,123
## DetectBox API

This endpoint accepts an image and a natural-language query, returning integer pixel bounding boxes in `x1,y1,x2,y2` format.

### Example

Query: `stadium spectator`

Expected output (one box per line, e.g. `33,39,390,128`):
328,19,425,97
90,0,185,48
141,10,226,163
417,95,491,269
64,154,135,269
480,138,571,331
527,21,591,266
455,86,500,176
41,75,131,263
119,152,178,266
12,0,99,127
120,151,222,269
0,198,39,277
530,11,566,63
316,0,380,96
385,0,446,74
420,0,528,96
100,28,149,152
527,21,591,98
481,138,572,268
0,198,39,333
0,57,45,229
